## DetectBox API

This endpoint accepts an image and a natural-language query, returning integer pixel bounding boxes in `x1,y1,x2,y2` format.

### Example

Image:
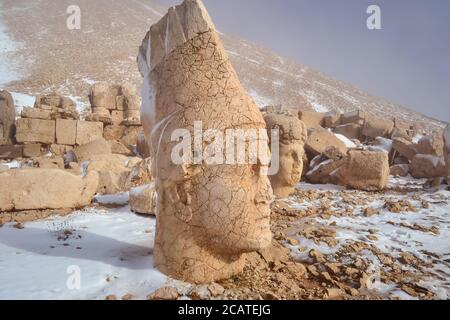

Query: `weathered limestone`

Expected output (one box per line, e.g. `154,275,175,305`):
362,115,394,139
76,121,103,145
72,138,112,162
323,112,341,128
103,125,126,141
130,183,156,215
306,146,347,184
264,113,307,197
138,0,272,283
15,118,55,145
298,110,324,129
341,110,366,125
410,154,447,179
335,150,389,191
305,129,347,158
416,134,444,156
56,119,77,145
0,90,16,144
88,83,141,124
21,107,52,120
392,137,417,161
0,169,98,211
23,144,42,158
334,123,361,140
34,92,79,120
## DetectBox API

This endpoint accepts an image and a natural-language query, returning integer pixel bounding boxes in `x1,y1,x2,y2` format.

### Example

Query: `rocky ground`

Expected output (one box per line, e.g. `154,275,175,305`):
0,176,448,300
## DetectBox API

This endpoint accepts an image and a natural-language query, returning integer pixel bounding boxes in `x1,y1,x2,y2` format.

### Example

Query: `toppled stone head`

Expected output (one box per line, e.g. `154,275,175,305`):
264,113,307,197
137,0,273,283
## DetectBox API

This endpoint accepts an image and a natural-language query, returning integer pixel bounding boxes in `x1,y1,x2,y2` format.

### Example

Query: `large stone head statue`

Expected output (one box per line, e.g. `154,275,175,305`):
264,113,307,198
137,0,273,283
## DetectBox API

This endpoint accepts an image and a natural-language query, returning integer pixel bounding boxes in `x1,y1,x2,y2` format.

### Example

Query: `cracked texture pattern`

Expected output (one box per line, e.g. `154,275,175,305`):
138,0,273,283
264,113,307,198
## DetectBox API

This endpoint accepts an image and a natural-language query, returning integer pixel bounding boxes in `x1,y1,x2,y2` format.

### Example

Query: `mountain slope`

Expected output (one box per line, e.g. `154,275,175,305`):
0,0,444,130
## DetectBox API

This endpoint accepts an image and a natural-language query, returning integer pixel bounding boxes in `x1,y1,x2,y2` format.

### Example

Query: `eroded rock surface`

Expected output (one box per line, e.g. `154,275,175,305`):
138,0,272,283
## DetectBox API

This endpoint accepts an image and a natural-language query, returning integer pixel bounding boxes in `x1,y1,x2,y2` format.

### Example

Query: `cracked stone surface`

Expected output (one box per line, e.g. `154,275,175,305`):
138,0,273,283
264,113,307,198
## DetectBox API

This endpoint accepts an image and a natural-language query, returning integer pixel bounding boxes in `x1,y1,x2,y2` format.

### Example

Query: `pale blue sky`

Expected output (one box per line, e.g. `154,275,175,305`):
163,0,450,121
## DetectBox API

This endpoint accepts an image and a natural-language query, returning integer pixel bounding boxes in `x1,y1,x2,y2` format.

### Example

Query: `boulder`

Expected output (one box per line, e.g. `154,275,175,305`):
109,140,134,156
362,115,394,139
392,137,417,161
306,146,347,184
341,110,365,125
21,107,52,120
126,158,153,188
333,123,361,140
23,144,42,158
103,125,126,141
120,126,143,147
298,110,324,129
410,154,447,179
305,129,347,158
335,150,389,191
323,112,341,128
73,138,112,162
129,183,156,215
34,156,65,169
15,118,55,145
390,164,409,177
56,119,77,145
0,90,16,144
76,121,103,145
0,169,98,211
416,135,444,156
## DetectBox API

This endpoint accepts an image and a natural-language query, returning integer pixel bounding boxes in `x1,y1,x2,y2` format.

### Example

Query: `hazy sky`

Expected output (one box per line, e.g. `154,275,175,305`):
163,0,450,122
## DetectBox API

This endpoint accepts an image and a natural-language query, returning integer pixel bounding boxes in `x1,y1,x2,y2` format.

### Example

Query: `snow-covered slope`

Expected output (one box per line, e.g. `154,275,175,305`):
0,0,445,131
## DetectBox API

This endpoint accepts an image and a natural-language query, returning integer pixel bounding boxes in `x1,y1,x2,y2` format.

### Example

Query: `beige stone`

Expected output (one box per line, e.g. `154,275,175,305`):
335,150,389,191
0,169,98,211
21,107,52,120
362,116,394,139
103,125,126,141
416,134,444,156
341,110,366,125
76,121,103,145
323,112,341,128
55,119,77,145
305,129,347,158
111,110,124,124
89,83,117,110
410,154,447,179
23,144,42,158
120,126,142,147
126,158,153,188
15,118,55,145
138,0,272,283
333,123,362,140
73,138,112,162
130,183,156,215
0,90,16,144
264,113,307,198
298,110,324,129
392,137,417,161
306,146,347,184
35,156,65,169
109,140,133,156
49,144,73,156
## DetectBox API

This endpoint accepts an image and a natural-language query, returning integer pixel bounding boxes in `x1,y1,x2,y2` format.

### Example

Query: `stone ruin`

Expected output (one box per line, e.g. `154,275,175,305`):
0,90,16,145
264,113,307,198
138,0,272,283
